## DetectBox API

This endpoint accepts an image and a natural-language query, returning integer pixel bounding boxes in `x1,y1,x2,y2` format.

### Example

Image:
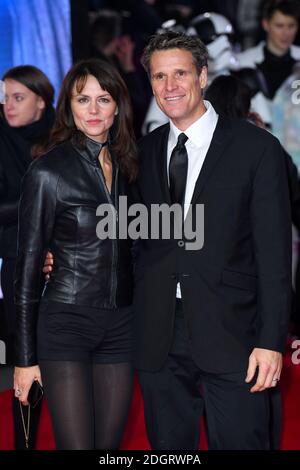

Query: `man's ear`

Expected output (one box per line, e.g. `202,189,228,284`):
199,66,208,90
262,19,270,34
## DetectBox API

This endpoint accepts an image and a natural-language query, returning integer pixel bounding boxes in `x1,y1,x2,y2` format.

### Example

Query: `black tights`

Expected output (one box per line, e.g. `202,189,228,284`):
39,360,134,450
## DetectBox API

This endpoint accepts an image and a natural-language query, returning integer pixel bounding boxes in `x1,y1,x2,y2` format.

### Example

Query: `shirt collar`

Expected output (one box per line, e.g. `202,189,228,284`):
169,100,218,149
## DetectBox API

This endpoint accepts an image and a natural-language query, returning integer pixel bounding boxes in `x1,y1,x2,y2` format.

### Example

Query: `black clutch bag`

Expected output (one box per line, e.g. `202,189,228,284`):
27,380,44,408
18,380,44,449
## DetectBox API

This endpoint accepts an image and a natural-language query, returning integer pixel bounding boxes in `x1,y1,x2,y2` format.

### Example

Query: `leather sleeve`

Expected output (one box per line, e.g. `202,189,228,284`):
14,160,58,366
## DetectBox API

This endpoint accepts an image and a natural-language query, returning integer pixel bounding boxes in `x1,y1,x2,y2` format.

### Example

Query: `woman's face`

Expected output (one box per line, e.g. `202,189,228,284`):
3,79,45,127
71,74,118,143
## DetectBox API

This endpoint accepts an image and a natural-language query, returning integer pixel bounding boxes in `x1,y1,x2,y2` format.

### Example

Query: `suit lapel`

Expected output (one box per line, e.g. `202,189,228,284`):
191,115,233,205
155,123,171,204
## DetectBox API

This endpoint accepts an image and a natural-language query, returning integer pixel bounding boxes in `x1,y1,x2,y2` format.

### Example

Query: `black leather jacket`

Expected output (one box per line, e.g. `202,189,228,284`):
14,137,133,366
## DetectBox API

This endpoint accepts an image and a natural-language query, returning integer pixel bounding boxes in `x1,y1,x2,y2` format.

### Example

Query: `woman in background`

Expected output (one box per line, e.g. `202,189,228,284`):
0,65,55,449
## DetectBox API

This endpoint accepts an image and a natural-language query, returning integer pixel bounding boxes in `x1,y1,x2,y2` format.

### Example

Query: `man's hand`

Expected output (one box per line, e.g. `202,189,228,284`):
43,251,53,280
245,347,282,393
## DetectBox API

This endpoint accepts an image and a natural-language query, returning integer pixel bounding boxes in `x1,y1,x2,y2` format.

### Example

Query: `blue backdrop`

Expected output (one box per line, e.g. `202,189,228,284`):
0,0,72,100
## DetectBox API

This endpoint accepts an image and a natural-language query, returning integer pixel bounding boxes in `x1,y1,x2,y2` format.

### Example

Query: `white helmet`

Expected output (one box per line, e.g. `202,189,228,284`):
187,13,238,77
187,12,234,43
157,18,186,35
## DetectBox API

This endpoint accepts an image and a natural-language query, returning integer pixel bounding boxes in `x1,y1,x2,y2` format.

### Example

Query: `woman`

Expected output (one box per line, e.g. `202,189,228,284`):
0,65,55,449
13,58,138,450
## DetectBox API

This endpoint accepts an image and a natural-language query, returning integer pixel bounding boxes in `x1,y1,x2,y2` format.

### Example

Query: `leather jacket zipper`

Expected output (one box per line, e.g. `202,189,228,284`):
94,163,119,307
111,167,119,307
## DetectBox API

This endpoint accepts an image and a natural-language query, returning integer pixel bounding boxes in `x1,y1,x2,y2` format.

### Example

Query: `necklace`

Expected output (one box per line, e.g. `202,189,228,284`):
19,401,30,449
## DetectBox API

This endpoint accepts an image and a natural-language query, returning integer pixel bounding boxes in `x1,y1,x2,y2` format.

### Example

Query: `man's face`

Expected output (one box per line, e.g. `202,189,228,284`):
263,11,299,55
149,48,207,130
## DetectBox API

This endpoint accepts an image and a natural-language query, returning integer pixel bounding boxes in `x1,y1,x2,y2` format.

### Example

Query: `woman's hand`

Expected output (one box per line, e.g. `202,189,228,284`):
14,365,42,406
43,251,53,280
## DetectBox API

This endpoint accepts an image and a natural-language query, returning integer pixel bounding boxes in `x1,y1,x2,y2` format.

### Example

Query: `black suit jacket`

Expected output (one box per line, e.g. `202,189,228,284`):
133,115,292,373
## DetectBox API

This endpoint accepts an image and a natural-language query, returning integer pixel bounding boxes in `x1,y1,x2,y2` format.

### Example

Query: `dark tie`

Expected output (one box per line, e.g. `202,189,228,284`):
169,133,188,205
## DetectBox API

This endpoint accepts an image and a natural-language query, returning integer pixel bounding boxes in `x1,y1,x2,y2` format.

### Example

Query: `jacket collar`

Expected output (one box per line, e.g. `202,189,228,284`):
71,134,108,166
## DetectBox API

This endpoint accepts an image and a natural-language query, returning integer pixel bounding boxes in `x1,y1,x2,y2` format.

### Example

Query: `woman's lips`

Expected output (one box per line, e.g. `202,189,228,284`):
86,119,101,124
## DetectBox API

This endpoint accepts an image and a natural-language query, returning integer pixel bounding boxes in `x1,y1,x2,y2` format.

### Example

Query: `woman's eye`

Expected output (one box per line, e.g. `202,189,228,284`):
16,95,24,102
78,97,88,103
99,98,110,104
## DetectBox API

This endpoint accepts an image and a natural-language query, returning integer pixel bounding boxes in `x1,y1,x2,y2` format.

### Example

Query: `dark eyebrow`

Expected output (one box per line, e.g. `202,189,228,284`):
74,93,111,98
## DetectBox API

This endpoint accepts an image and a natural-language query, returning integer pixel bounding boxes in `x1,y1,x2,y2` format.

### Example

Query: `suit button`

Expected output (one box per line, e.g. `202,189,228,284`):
178,240,184,247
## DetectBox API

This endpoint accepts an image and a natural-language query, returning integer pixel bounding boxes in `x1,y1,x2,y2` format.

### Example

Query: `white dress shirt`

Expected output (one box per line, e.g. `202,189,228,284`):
167,100,219,298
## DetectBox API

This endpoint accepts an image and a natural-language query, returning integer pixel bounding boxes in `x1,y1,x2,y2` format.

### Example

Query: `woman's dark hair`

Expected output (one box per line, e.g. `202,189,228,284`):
205,75,251,119
48,58,138,181
2,65,54,108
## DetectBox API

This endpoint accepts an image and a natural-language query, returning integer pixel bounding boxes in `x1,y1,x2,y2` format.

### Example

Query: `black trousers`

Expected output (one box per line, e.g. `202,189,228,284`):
139,301,274,450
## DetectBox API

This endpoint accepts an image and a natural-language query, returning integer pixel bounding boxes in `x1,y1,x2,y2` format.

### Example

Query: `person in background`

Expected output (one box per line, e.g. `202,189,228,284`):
236,0,300,126
13,58,138,450
90,9,148,137
0,65,55,449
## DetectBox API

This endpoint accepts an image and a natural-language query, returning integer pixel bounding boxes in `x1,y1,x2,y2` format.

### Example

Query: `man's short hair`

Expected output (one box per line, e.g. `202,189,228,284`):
141,31,208,77
262,0,300,21
90,10,121,52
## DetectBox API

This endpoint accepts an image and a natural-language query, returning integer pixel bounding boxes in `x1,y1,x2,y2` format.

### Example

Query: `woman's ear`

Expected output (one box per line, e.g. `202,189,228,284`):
38,96,46,111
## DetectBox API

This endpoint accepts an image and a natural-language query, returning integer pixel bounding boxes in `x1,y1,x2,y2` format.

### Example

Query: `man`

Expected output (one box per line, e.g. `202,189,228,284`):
134,31,291,450
236,0,300,126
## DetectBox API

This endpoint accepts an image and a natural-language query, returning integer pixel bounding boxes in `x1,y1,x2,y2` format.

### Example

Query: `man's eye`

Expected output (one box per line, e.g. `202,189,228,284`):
176,70,186,78
154,74,165,81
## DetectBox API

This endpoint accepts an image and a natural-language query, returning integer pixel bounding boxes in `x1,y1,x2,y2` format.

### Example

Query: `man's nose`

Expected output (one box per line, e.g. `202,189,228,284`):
165,76,177,91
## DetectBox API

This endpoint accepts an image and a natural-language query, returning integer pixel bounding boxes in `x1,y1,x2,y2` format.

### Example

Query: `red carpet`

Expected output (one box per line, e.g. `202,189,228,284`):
1,344,299,450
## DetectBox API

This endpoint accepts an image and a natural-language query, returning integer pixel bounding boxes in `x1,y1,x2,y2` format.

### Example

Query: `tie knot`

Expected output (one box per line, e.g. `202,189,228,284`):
177,133,188,146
